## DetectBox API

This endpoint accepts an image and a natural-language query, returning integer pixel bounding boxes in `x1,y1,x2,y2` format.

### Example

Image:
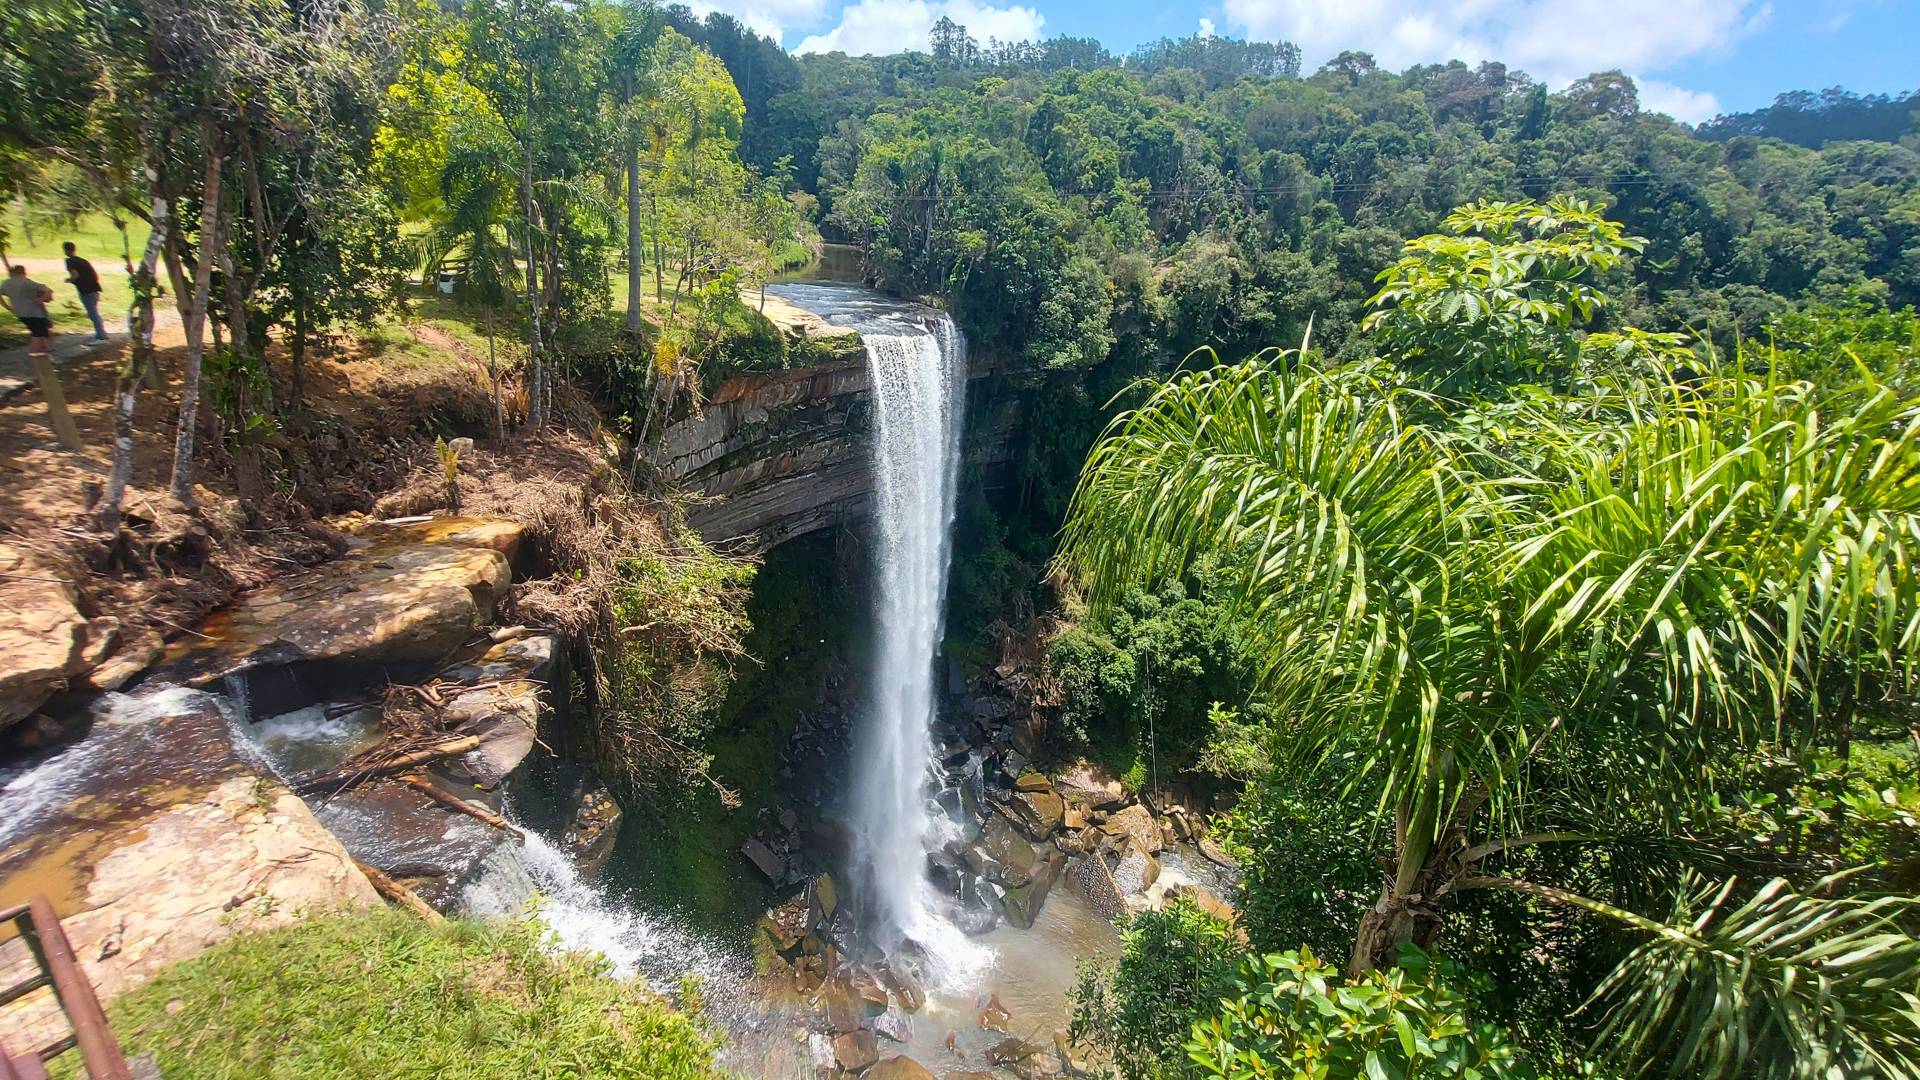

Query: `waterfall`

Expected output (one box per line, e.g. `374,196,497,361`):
851,309,973,968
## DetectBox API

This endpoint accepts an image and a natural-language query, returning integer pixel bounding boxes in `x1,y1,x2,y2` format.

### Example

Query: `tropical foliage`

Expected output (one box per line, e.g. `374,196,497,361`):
1061,199,1920,1076
1187,946,1534,1080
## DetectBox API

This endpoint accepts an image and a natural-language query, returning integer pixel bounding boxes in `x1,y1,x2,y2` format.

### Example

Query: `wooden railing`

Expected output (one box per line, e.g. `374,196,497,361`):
0,897,130,1080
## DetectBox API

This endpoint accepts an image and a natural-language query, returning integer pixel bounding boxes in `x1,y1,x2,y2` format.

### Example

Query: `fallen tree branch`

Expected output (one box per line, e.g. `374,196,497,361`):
292,736,482,795
397,774,525,839
354,859,445,924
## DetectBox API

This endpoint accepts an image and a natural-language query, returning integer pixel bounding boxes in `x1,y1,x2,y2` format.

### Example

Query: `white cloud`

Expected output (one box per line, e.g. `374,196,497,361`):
794,0,1045,55
685,0,834,43
1219,0,1760,90
1637,78,1721,124
1198,17,1216,38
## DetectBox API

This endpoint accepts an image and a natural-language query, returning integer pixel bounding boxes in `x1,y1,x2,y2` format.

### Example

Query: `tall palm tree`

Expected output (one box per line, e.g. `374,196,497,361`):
1058,354,1920,1076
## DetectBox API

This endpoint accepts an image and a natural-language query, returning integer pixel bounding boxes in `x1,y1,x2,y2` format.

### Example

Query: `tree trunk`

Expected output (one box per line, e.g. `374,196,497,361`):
1347,784,1456,977
291,291,308,409
486,304,503,444
625,71,644,333
520,41,545,432
169,131,225,506
650,193,665,299
96,194,171,532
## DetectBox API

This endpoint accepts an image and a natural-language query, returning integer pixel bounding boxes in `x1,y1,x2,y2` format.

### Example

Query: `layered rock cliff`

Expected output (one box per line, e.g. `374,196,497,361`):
661,296,1017,547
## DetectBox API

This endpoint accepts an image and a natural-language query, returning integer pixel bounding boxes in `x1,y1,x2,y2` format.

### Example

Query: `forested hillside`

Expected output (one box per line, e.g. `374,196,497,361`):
3,2,1919,1077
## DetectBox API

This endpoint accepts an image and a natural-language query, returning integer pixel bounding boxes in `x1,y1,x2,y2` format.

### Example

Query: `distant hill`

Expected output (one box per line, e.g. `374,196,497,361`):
1698,87,1919,147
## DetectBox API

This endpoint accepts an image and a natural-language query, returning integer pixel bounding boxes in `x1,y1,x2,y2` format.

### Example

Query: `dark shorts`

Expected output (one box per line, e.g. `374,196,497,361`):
20,316,51,336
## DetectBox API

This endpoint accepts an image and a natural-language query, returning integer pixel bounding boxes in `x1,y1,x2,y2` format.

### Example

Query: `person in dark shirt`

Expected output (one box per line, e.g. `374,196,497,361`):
62,241,107,341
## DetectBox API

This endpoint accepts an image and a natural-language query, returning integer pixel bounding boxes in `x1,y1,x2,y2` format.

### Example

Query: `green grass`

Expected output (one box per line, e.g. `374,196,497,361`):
0,210,148,345
62,909,721,1080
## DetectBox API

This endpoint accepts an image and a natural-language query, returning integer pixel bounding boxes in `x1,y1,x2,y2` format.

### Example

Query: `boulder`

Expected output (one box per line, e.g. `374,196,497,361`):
83,630,163,692
151,517,521,689
809,1032,836,1074
1097,804,1163,854
808,872,840,927
978,814,1041,886
743,838,787,885
1012,771,1054,794
1014,1055,1065,1080
946,1073,997,1080
834,1029,880,1072
1053,760,1127,810
1198,835,1239,869
761,893,810,951
874,1008,914,1043
1001,850,1067,929
880,961,926,1012
850,969,890,1015
817,979,865,1033
1005,789,1066,840
986,1038,1041,1067
867,1058,937,1080
0,542,88,726
1111,837,1162,896
1168,882,1247,939
1067,856,1127,921
437,631,557,788
1062,806,1087,831
978,993,1011,1031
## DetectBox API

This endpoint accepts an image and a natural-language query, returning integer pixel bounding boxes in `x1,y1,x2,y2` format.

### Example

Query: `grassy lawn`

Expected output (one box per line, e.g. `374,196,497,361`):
62,909,721,1080
1,210,149,344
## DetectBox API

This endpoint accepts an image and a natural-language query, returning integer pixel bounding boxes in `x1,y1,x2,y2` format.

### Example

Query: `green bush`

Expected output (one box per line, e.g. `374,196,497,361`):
1187,946,1538,1080
79,909,720,1079
1071,898,1247,1080
1046,581,1256,773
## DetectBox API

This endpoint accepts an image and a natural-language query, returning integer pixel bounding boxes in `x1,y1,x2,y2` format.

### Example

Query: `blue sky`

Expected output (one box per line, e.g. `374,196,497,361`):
690,0,1919,123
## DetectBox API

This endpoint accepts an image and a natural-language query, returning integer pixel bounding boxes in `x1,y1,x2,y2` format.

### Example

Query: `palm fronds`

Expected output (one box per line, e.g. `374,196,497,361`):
1584,872,1920,1079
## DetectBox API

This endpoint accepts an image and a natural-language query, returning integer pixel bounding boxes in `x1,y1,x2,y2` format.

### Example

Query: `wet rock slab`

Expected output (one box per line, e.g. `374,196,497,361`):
291,629,559,908
0,687,377,1000
150,516,524,689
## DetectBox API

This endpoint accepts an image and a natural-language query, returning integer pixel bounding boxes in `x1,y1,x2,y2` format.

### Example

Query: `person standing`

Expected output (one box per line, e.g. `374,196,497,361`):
63,241,107,341
1,264,55,354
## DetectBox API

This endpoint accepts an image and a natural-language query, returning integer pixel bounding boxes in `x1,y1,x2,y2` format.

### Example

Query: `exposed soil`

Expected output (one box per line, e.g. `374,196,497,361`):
0,314,618,705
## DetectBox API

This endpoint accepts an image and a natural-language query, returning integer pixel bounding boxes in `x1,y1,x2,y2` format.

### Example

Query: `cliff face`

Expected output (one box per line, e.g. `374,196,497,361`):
661,316,1016,548
662,352,876,546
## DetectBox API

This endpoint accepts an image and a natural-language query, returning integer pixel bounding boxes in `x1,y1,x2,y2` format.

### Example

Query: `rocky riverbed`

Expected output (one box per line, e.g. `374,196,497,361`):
729,659,1244,1079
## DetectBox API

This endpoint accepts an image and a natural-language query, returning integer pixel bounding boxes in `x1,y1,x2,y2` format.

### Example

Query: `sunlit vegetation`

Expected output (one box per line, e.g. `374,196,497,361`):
1060,199,1920,1077
65,910,719,1079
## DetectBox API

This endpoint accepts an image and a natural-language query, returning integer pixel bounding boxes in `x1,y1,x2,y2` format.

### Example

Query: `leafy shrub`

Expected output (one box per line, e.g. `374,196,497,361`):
1046,580,1256,772
1187,946,1538,1080
1071,899,1248,1080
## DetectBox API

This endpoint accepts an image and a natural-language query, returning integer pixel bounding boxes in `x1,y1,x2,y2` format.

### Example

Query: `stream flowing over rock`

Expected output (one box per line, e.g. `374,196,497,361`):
0,516,556,996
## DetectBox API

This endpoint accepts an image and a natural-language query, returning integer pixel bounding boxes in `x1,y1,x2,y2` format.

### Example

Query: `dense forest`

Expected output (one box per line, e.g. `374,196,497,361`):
4,0,1920,1077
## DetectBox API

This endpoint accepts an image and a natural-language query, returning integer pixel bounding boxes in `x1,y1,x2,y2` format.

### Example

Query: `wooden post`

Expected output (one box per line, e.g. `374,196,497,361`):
26,895,133,1080
26,353,81,452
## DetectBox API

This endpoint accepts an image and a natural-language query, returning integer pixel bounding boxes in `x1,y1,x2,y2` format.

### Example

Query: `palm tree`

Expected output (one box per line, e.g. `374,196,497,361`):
422,142,521,442
1057,353,1920,1076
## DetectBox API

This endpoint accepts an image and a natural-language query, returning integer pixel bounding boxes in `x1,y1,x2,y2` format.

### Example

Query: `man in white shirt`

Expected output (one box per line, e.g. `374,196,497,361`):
1,265,55,355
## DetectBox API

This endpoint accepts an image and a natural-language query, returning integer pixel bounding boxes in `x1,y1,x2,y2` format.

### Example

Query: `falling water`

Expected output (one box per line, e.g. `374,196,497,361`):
849,307,972,970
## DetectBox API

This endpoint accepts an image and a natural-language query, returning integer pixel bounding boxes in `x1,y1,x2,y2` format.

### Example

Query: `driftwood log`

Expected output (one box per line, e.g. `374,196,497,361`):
354,859,446,924
291,736,481,795
397,774,525,838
